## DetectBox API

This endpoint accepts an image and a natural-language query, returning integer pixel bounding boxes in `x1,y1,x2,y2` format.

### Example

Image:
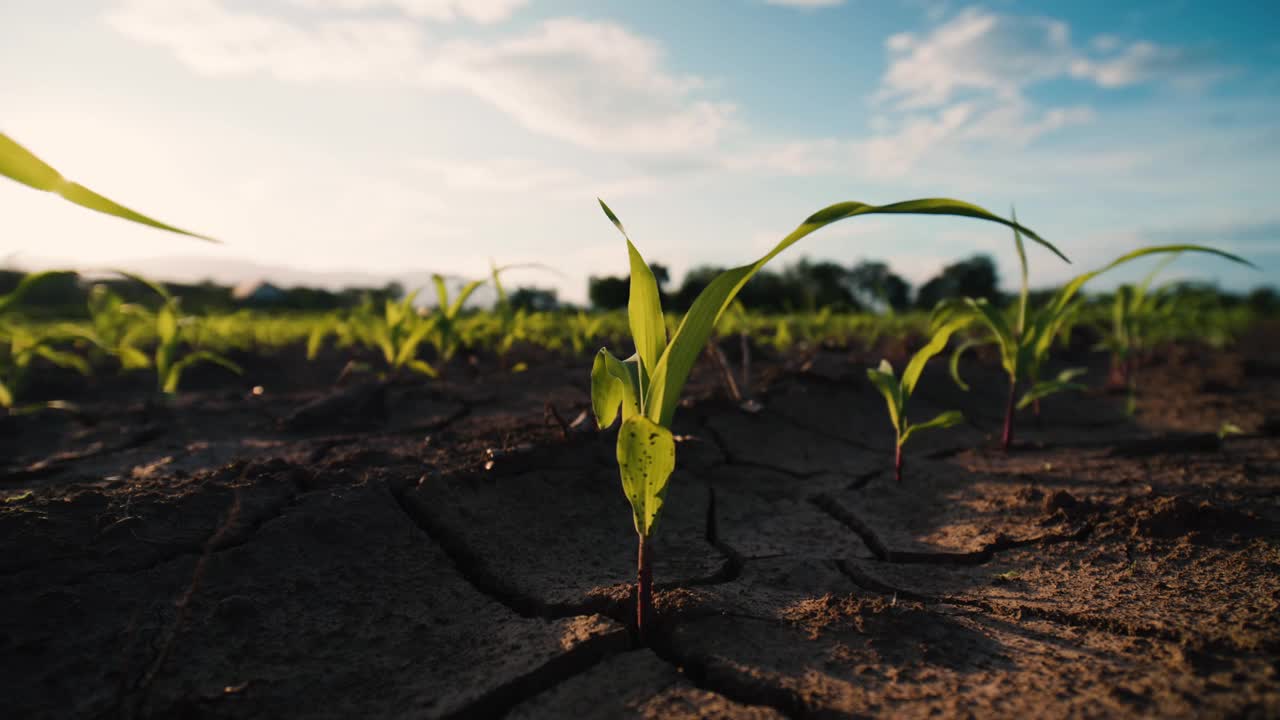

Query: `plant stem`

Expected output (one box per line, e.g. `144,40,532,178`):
1002,378,1017,451
894,443,903,483
636,534,654,644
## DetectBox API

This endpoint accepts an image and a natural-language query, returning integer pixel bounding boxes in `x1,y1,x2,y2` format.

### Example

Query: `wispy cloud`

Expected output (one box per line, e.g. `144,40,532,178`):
858,6,1231,179
763,0,845,8
107,1,734,154
286,0,529,24
426,18,735,153
1070,41,1232,89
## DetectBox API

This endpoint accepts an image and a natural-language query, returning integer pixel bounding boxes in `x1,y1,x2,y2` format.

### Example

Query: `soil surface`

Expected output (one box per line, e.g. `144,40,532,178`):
2,331,1278,719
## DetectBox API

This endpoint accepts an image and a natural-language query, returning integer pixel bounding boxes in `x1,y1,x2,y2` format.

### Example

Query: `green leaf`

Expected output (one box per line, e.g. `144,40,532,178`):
901,410,964,445
0,133,217,242
866,362,902,433
405,359,439,378
948,337,988,392
901,318,969,397
156,303,178,346
590,348,640,429
1046,245,1254,322
117,345,151,370
0,271,72,315
637,198,1055,426
597,201,665,393
1011,207,1029,336
616,414,676,537
306,321,332,360
163,350,242,394
116,270,174,302
0,379,12,408
1016,368,1087,409
33,346,90,375
394,319,435,368
432,275,450,317
448,279,486,319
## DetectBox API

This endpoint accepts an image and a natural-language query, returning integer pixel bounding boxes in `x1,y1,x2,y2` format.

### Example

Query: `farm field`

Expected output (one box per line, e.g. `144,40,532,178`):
3,316,1278,718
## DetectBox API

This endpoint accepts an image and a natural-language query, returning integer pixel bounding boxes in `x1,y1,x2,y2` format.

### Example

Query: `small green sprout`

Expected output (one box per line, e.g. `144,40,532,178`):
1217,422,1244,440
429,274,486,367
866,320,968,483
0,272,89,410
938,220,1251,449
1101,253,1183,413
310,291,440,379
0,324,91,410
122,273,242,394
590,196,1057,642
489,261,561,368
86,284,152,371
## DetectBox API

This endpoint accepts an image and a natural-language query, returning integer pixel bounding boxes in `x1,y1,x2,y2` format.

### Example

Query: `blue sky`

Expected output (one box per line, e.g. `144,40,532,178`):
2,0,1277,301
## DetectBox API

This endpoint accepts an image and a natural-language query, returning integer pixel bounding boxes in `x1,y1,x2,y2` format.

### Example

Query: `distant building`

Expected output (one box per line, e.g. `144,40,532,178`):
232,280,285,305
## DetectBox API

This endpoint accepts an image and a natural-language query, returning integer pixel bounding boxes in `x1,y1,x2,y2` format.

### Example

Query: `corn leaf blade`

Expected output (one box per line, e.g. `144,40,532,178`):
901,410,964,444
901,318,969,397
642,198,1052,426
616,414,676,538
866,363,902,432
0,133,217,242
590,348,640,429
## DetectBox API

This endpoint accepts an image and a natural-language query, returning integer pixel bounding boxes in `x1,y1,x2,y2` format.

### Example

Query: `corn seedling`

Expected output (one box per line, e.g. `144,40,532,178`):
0,133,215,242
866,319,968,483
428,275,485,367
1100,253,1182,413
85,284,152,371
941,242,1252,448
590,197,1058,642
0,272,88,410
489,261,561,369
0,323,90,411
309,291,439,380
121,274,241,394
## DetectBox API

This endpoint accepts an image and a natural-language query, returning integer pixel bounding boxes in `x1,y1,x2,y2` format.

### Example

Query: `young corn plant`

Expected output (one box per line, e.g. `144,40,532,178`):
308,291,440,379
0,324,91,411
940,241,1252,449
123,274,241,394
427,274,486,368
0,271,89,411
590,197,1059,642
85,284,152,371
1101,253,1181,413
866,319,968,483
489,262,560,370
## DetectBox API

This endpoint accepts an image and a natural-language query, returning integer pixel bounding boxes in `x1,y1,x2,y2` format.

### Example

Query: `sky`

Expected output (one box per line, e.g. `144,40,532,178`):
2,0,1278,302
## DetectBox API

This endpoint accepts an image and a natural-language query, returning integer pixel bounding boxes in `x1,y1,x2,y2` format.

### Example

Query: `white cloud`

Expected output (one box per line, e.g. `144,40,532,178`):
286,0,528,24
861,6,1227,179
1070,41,1231,90
426,18,735,153
106,1,732,155
763,0,845,8
878,8,1074,110
106,0,429,84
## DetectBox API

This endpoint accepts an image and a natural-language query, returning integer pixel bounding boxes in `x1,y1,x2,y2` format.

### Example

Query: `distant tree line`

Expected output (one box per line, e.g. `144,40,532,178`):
0,269,407,318
587,254,1280,315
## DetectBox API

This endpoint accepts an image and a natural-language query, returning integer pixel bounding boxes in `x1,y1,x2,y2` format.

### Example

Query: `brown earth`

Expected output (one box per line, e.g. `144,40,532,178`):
1,332,1278,719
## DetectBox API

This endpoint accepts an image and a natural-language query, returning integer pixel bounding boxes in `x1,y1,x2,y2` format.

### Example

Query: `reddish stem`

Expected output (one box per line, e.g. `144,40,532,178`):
894,443,903,483
1001,379,1017,451
636,534,653,644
